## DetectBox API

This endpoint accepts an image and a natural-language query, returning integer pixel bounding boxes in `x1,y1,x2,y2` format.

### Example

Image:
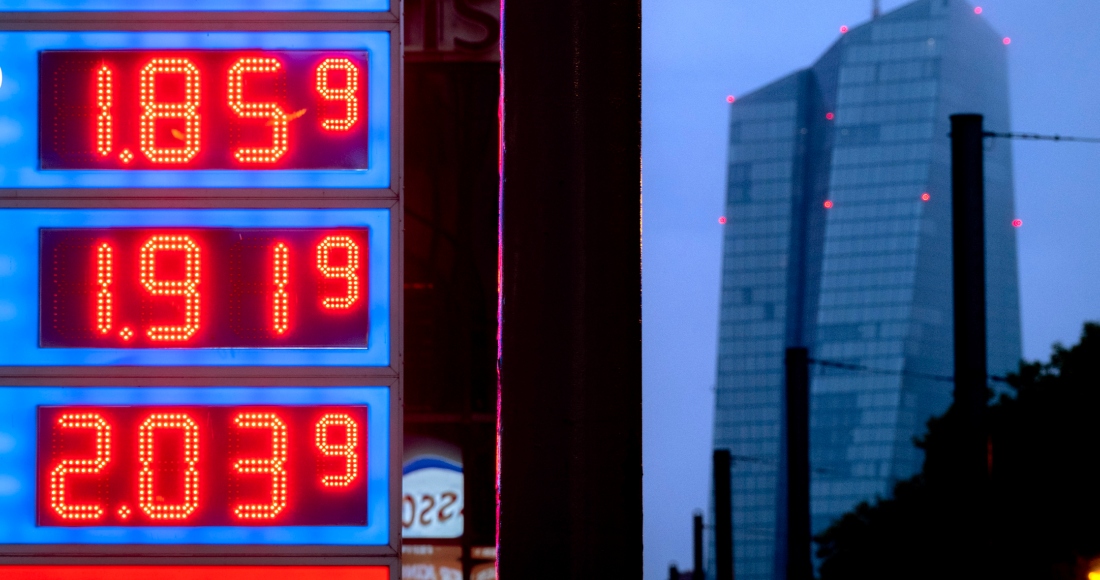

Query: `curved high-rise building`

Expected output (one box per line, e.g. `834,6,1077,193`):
710,1,1021,578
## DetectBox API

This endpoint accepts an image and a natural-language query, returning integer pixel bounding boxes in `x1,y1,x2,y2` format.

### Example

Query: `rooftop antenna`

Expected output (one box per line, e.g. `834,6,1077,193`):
873,0,881,18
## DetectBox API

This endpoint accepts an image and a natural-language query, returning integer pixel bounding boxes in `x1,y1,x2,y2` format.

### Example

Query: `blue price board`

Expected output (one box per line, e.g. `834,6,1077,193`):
0,209,390,367
0,4,402,567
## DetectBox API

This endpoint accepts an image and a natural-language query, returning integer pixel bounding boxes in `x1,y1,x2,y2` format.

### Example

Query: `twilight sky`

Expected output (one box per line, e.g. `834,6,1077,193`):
642,0,1100,577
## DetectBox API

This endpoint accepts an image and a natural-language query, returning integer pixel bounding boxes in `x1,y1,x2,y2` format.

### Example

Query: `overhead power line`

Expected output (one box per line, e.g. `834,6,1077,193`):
985,131,1100,144
808,357,1008,384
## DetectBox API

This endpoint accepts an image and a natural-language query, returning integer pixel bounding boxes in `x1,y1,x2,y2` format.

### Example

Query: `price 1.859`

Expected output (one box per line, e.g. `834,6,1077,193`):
39,50,370,170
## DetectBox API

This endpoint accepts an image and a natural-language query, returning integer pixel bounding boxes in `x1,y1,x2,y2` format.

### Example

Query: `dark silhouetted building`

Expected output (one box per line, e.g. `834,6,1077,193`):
710,1,1020,578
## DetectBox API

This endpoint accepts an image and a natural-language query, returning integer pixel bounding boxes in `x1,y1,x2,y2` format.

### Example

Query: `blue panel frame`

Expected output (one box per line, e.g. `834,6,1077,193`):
0,386,390,545
0,209,390,366
3,0,389,10
0,32,391,188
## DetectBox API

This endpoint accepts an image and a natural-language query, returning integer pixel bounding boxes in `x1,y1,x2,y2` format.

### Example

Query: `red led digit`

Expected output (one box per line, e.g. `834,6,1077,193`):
273,242,290,335
316,235,361,309
140,235,201,341
139,58,201,164
95,242,113,335
315,413,360,487
95,65,112,157
315,58,360,131
227,57,289,164
49,413,111,520
232,413,288,520
138,413,200,520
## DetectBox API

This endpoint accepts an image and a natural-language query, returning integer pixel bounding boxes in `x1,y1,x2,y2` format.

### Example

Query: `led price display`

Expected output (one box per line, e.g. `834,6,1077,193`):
39,51,369,170
37,405,368,526
40,228,370,348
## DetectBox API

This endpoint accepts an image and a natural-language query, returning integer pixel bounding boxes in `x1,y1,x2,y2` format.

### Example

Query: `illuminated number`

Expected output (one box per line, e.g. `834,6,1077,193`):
140,235,201,341
232,413,288,520
316,235,360,309
315,413,360,487
273,243,289,334
227,57,288,164
138,413,200,520
49,413,111,520
95,65,112,156
139,58,201,164
95,243,112,334
315,58,360,131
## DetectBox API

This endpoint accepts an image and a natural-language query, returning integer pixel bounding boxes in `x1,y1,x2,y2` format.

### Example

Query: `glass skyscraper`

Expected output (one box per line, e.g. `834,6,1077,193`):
711,1,1021,578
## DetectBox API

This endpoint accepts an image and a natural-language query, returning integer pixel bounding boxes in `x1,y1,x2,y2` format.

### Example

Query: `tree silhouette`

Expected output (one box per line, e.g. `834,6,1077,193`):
815,323,1100,580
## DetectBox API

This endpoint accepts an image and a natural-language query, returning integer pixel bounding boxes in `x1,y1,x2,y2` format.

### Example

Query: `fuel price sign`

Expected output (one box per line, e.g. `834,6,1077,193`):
0,1,402,576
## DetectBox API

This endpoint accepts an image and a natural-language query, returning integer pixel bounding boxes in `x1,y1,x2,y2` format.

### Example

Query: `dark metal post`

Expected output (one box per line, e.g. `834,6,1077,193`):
693,511,705,580
714,450,734,580
783,347,811,580
950,114,989,479
950,113,990,575
497,0,642,578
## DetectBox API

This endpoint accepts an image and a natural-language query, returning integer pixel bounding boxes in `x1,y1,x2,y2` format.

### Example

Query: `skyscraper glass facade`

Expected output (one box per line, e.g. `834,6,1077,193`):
711,1,1020,579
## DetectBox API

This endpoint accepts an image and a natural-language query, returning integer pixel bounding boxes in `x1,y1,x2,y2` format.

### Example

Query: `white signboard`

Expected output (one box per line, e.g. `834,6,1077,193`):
402,457,464,539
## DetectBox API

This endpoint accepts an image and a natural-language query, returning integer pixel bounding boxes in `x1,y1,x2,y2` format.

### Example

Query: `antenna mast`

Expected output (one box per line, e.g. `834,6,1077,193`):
873,0,881,18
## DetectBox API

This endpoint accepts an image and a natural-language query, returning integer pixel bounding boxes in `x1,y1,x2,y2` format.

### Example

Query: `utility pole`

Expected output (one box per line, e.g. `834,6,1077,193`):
780,347,811,580
714,449,734,580
693,511,705,580
949,113,990,577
